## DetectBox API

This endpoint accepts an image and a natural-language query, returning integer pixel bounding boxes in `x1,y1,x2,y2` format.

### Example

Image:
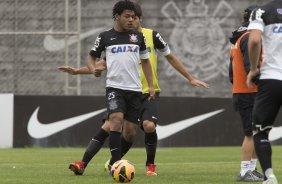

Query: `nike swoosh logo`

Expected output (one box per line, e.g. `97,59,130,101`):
156,109,224,140
110,148,119,152
43,27,106,52
27,107,106,139
269,126,282,141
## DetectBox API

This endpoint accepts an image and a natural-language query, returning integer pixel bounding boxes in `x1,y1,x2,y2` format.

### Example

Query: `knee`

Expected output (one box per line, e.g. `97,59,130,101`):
253,130,269,143
109,113,123,131
101,121,110,132
143,120,156,133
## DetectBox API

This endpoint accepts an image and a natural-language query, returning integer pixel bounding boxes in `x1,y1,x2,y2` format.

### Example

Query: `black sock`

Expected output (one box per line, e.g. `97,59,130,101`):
109,131,121,165
82,128,109,167
253,131,272,179
145,130,158,165
121,136,133,158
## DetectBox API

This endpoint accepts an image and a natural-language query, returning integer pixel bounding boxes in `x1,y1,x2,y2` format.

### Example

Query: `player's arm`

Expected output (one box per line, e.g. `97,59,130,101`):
165,53,209,88
87,34,106,77
87,55,106,77
246,8,264,88
140,33,155,99
141,58,155,99
240,34,260,84
58,66,91,75
58,59,106,76
246,30,262,88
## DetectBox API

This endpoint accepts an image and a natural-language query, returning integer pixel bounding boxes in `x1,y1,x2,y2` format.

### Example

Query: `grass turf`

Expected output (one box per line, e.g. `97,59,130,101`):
0,146,281,184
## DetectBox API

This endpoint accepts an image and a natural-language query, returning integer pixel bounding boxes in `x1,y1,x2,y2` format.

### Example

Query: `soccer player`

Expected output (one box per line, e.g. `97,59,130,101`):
60,2,209,176
229,5,263,182
246,1,282,184
86,0,155,174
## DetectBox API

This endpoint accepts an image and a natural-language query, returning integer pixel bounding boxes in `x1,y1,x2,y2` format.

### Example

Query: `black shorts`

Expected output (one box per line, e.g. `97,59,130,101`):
253,79,282,131
233,93,256,136
140,92,160,124
106,87,142,124
239,108,253,136
232,93,256,112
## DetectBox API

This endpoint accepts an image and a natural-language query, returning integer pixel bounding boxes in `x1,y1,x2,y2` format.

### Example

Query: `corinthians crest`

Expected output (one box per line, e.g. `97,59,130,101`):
161,0,234,82
129,34,138,43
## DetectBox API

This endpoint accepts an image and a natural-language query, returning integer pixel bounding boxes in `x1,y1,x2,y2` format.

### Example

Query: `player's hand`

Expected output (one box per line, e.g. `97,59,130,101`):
94,59,107,77
148,87,155,101
58,66,77,75
93,60,107,77
190,79,209,89
95,59,107,71
246,69,260,89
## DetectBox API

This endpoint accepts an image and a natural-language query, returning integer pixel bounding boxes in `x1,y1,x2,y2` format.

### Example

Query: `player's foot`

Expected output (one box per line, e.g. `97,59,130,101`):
252,169,264,180
104,159,112,176
236,170,263,182
146,163,157,176
262,175,278,184
69,161,85,175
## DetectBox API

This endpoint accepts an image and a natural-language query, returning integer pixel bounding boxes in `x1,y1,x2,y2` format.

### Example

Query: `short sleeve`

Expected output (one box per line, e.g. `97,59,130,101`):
139,33,149,59
153,31,171,56
89,34,105,58
248,8,266,32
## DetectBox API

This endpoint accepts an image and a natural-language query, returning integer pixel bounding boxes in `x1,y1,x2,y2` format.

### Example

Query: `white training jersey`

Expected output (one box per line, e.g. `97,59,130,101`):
90,28,149,92
248,0,282,80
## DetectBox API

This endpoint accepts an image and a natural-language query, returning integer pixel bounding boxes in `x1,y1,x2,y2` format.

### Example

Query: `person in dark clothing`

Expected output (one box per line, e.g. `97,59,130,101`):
229,5,263,182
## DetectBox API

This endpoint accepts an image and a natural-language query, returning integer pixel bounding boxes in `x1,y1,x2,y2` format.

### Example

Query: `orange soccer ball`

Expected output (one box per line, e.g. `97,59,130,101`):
110,160,135,183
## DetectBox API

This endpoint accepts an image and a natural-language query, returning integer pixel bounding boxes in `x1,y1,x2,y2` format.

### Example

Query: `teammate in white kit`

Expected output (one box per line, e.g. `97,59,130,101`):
247,1,282,183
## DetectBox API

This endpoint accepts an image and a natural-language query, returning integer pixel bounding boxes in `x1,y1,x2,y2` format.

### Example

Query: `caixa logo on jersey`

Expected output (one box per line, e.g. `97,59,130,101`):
111,45,139,53
273,26,282,33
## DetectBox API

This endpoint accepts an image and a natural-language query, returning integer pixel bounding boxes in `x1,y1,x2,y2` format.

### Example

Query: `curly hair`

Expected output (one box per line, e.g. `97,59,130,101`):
112,0,137,19
133,2,142,18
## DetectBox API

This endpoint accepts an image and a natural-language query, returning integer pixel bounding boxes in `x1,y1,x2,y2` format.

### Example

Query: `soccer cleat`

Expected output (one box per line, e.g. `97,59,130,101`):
252,169,264,180
263,175,278,184
104,160,111,172
236,170,263,182
104,159,112,176
69,161,85,175
146,163,157,176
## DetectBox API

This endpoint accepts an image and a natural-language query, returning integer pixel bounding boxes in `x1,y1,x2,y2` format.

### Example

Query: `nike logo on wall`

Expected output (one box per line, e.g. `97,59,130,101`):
156,109,224,140
269,126,282,141
43,27,106,52
27,107,106,139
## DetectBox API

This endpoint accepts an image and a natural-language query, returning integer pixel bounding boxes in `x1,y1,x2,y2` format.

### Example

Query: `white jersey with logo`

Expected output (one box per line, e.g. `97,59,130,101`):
248,0,282,80
90,28,149,91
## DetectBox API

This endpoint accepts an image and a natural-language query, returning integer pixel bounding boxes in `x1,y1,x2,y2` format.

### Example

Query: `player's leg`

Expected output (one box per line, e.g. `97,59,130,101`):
252,80,282,183
82,121,110,167
105,121,138,173
141,93,159,176
107,88,126,166
108,112,124,165
121,120,138,157
69,119,110,175
232,93,262,181
117,90,143,160
237,103,263,181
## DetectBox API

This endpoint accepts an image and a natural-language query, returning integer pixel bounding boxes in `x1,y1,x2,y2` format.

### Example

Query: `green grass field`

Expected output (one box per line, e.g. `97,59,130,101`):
0,146,281,184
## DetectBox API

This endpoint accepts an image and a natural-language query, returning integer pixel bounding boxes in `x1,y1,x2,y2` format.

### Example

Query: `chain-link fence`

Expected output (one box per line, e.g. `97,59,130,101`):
0,0,273,97
0,0,81,95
